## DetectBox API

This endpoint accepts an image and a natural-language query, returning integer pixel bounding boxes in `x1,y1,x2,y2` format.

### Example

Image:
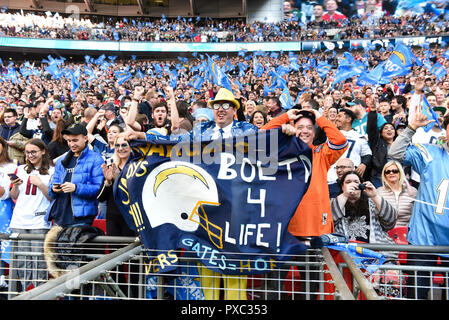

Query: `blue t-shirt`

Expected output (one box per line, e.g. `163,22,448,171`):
352,112,387,137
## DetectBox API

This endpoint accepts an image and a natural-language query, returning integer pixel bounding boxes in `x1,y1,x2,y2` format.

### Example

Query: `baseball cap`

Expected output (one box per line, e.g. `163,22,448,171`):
61,123,88,136
353,99,366,108
433,106,447,115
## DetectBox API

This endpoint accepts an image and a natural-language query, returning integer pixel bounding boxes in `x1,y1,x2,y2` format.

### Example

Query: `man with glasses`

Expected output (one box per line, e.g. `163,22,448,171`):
47,123,104,227
328,158,355,198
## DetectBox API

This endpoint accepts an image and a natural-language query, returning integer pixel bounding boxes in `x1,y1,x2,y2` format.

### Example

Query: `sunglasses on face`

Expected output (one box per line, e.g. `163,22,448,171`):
212,102,232,110
114,143,129,149
385,169,399,175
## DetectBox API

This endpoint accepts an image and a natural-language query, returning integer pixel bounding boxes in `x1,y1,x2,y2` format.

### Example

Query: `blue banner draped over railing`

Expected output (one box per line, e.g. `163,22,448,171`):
113,128,313,275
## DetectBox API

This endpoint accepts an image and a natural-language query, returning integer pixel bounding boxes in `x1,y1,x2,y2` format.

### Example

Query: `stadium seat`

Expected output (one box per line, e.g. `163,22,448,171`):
92,219,107,234
388,226,408,265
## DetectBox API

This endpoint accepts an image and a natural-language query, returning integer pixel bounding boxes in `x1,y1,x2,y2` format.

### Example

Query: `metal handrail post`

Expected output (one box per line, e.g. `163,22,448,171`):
12,241,141,300
340,251,382,300
321,247,354,300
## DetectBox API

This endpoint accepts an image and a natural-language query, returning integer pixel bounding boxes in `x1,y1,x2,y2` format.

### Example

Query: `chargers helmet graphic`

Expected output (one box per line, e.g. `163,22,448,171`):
142,161,223,249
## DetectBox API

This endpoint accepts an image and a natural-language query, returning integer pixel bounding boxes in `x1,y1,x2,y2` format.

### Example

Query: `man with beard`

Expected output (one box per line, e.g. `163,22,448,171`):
125,86,170,135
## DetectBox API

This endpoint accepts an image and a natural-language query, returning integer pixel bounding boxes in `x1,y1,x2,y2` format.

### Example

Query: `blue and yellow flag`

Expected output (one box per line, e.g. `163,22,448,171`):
114,129,312,275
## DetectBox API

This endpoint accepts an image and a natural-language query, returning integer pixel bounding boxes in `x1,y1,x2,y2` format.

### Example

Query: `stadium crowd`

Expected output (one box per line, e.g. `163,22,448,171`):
0,0,449,42
0,0,449,300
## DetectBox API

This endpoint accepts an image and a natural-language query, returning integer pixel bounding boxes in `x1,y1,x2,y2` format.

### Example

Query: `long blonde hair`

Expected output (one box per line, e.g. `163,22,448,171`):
112,132,130,168
381,160,406,190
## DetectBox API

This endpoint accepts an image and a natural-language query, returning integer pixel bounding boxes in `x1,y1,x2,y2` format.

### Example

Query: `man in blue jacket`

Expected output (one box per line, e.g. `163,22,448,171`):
47,123,104,227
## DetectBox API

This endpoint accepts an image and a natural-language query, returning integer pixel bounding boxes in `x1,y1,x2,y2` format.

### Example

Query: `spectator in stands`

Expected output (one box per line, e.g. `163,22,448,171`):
174,100,194,133
378,98,393,123
322,0,347,24
0,108,20,141
9,138,54,291
98,132,135,237
127,86,171,135
324,105,339,125
389,111,449,300
377,161,417,227
19,104,53,146
97,131,138,297
193,108,214,124
328,157,355,198
47,119,69,161
47,123,104,227
262,107,348,299
367,101,398,187
390,95,408,127
249,110,268,129
331,170,397,251
244,100,257,122
347,99,387,137
266,97,284,121
87,108,123,160
311,4,326,26
409,78,446,189
330,108,371,184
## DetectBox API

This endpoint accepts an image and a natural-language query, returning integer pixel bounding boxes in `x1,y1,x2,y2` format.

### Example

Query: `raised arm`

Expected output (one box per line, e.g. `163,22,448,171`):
125,86,146,132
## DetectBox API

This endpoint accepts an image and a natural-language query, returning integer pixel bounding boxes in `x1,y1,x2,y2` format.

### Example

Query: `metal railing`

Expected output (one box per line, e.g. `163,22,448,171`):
1,233,448,301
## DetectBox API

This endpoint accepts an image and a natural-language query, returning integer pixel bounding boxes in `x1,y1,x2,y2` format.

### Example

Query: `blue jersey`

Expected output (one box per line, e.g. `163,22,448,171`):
352,113,386,137
403,143,449,246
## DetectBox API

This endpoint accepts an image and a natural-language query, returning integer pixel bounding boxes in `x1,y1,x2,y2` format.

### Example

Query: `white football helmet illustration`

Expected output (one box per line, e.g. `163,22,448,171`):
142,161,223,249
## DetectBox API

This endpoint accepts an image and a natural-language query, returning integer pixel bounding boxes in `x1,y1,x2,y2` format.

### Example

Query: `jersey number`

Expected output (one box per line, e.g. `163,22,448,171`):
436,179,449,215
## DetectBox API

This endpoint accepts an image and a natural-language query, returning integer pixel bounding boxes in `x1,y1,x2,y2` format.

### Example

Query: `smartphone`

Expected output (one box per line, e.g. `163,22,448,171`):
8,173,19,180
105,158,113,167
53,183,61,188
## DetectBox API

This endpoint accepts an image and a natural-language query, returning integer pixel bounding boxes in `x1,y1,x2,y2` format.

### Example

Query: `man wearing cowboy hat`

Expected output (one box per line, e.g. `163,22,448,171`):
205,87,257,140
129,88,257,142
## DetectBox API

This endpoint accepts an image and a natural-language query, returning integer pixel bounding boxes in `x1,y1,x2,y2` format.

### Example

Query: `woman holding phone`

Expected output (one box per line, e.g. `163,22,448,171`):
9,138,54,291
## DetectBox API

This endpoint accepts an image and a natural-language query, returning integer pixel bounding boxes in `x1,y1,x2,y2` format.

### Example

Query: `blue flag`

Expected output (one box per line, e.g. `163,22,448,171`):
379,42,414,79
113,129,312,275
427,61,447,81
326,243,385,274
169,69,178,88
114,69,132,85
279,85,294,109
188,75,205,90
443,49,449,60
316,61,332,78
422,95,443,132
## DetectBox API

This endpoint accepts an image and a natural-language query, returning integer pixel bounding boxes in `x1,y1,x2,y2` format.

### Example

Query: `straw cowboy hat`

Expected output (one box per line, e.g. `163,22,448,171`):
208,88,240,109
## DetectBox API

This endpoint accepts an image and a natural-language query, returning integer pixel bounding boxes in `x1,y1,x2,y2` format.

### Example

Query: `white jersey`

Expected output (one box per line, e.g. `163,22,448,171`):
327,129,372,183
9,165,54,230
410,127,446,183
